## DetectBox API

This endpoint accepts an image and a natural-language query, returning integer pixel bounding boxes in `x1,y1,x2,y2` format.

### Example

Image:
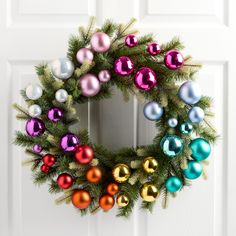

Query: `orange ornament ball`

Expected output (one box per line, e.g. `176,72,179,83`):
74,145,94,165
71,189,91,209
99,194,114,211
106,182,119,195
86,166,102,183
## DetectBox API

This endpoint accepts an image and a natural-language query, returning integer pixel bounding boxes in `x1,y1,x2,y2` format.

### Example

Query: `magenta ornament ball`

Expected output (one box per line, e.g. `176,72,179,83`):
114,56,134,76
90,32,111,53
80,74,100,97
147,43,161,56
134,67,157,91
26,118,45,137
125,35,138,48
47,107,64,122
164,50,184,70
98,70,111,83
33,144,43,153
60,133,80,152
76,48,94,64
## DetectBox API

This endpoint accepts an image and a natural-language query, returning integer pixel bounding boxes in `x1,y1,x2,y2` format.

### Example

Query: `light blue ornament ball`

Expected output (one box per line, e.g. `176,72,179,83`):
183,160,202,179
180,122,193,134
178,81,202,105
165,176,182,192
160,135,184,158
189,138,211,161
143,101,163,121
188,106,204,123
167,118,178,128
51,58,74,80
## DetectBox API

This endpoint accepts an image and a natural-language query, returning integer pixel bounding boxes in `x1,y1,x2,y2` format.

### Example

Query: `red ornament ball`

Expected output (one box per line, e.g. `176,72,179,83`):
74,145,94,164
43,154,56,167
147,42,161,56
41,164,49,173
57,173,74,189
114,56,134,76
99,194,115,211
164,50,184,70
125,35,138,48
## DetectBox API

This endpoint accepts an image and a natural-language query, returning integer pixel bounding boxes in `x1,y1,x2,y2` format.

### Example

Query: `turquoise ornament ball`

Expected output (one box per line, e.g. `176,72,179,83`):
180,122,193,134
183,160,202,179
165,176,182,192
189,138,211,161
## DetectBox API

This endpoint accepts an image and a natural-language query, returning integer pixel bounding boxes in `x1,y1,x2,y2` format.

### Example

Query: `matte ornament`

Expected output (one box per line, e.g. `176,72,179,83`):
165,176,182,192
51,58,74,80
147,42,161,56
55,89,68,103
76,48,94,64
74,145,94,164
167,118,178,128
125,34,138,48
41,164,49,173
134,67,157,91
43,154,56,167
189,138,211,161
26,118,45,137
28,104,42,117
140,183,159,202
164,50,184,70
143,101,163,121
183,160,202,179
57,173,73,189
180,122,193,134
26,84,43,100
86,166,102,183
188,106,205,123
142,157,158,174
72,189,91,209
114,56,134,76
80,74,100,97
99,194,115,211
33,144,42,153
112,164,131,183
116,194,129,207
47,107,64,122
90,32,111,52
106,183,119,196
98,70,111,83
60,133,80,152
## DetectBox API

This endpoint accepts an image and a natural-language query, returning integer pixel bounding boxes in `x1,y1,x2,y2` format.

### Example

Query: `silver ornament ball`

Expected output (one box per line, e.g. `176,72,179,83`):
26,84,43,100
143,101,163,121
28,104,42,117
51,58,74,80
167,118,178,128
55,89,68,102
188,106,205,123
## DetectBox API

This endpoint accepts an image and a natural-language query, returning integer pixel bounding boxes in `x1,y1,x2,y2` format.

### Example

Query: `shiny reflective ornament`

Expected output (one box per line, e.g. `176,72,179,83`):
51,58,74,80
143,101,163,121
72,189,91,209
116,194,129,207
86,166,102,183
189,138,211,161
147,42,161,56
57,173,73,189
142,157,158,174
125,34,138,48
80,74,100,97
165,176,182,192
106,182,119,196
112,164,131,183
164,50,184,70
98,70,111,83
178,81,202,105
55,89,68,103
114,56,134,76
33,144,42,153
43,154,56,167
188,106,204,123
183,160,202,179
28,104,42,117
180,122,193,134
140,183,159,202
90,32,111,53
76,48,94,64
47,107,64,122
160,135,184,157
41,164,49,173
60,133,80,152
74,145,94,164
99,194,114,210
26,84,43,100
26,118,45,137
167,117,178,128
134,67,157,91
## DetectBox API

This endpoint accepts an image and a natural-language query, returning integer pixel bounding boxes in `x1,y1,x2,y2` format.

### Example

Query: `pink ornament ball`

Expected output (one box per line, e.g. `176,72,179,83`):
147,42,161,56
125,35,138,48
33,144,43,153
60,133,80,152
80,74,101,97
134,67,157,91
47,107,64,122
114,56,134,76
90,32,111,53
98,70,111,83
26,118,45,137
164,50,184,70
76,48,94,64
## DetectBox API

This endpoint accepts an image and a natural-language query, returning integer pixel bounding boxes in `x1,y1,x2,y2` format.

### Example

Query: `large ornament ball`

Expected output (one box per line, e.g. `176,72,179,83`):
98,70,111,83
72,189,91,209
183,160,202,179
112,164,131,183
74,145,94,164
47,107,64,122
164,50,184,70
86,166,102,183
51,58,74,80
125,34,138,48
106,183,119,196
76,48,94,64
55,89,68,103
189,138,211,161
180,122,193,134
142,157,158,174
114,56,134,76
143,101,163,121
57,173,73,189
147,42,161,56
167,118,178,128
60,133,80,152
26,118,45,137
41,164,49,173
134,67,157,91
188,106,205,123
140,183,159,202
178,81,202,105
165,176,182,192
116,194,129,207
80,74,100,97
90,32,111,53
42,154,56,167
99,194,115,211
26,84,43,100
28,104,42,117
33,144,42,153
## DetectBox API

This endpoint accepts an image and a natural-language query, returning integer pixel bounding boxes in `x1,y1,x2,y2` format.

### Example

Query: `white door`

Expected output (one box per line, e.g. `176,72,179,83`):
1,0,235,236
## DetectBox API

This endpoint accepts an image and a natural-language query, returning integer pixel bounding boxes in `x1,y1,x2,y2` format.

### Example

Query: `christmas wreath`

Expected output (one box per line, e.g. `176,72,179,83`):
14,17,218,217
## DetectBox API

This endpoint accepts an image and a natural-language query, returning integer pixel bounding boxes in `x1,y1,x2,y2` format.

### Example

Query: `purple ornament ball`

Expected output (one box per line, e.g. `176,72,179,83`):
114,56,134,76
33,144,43,153
98,70,111,83
125,35,138,48
80,74,100,97
60,133,80,152
76,48,94,64
47,107,64,122
90,32,111,53
164,50,184,70
26,118,45,137
147,43,161,56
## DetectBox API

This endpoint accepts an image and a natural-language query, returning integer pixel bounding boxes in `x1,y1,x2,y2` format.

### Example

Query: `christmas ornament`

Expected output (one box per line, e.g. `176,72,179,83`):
114,56,134,76
55,89,68,103
60,133,80,152
112,164,131,183
180,122,193,134
86,166,102,183
164,50,184,70
116,194,129,207
26,118,45,137
80,74,100,97
25,84,43,100
57,173,73,189
74,145,94,164
134,67,157,91
140,183,159,202
178,81,202,105
47,107,64,122
72,189,91,209
143,101,163,121
32,144,42,153
76,48,94,64
165,176,182,192
99,194,114,210
28,104,42,117
167,117,178,128
160,135,183,157
183,160,202,179
147,42,161,56
51,58,74,80
125,34,138,48
41,164,49,173
106,183,119,196
98,70,111,83
189,138,211,161
90,32,111,52
188,106,204,123
42,154,56,167
142,157,158,174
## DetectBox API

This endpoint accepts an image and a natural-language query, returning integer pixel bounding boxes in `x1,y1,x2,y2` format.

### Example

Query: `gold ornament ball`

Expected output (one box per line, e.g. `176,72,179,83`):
140,183,159,202
112,164,131,183
142,157,158,173
116,194,129,207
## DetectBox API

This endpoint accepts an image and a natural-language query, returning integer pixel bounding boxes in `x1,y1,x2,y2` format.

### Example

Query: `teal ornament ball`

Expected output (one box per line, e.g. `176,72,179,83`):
183,160,202,179
165,176,182,192
189,138,211,161
180,122,193,134
160,135,184,158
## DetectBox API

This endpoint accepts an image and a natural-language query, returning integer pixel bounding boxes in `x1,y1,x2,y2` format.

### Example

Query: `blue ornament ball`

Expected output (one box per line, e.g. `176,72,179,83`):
180,122,193,134
167,118,178,128
189,138,211,161
143,101,163,121
165,176,182,192
188,106,204,123
183,160,202,179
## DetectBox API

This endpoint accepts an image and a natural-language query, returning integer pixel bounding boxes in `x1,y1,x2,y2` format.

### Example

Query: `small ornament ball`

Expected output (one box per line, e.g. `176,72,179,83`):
147,42,161,56
55,89,68,103
180,122,193,134
47,107,64,122
164,50,184,70
43,154,56,167
183,160,202,179
74,145,94,164
116,194,129,207
142,157,158,174
51,58,74,80
80,74,100,97
26,84,43,100
76,48,94,64
90,32,111,53
86,166,102,183
41,164,49,173
143,101,163,121
60,133,80,152
125,34,138,48
33,144,42,153
98,70,111,83
167,118,178,128
188,106,205,123
189,138,211,161
165,176,182,192
112,164,131,183
26,118,45,137
57,173,73,189
99,194,115,211
106,183,119,196
28,104,42,118
72,189,91,209
140,183,159,202
114,56,134,76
